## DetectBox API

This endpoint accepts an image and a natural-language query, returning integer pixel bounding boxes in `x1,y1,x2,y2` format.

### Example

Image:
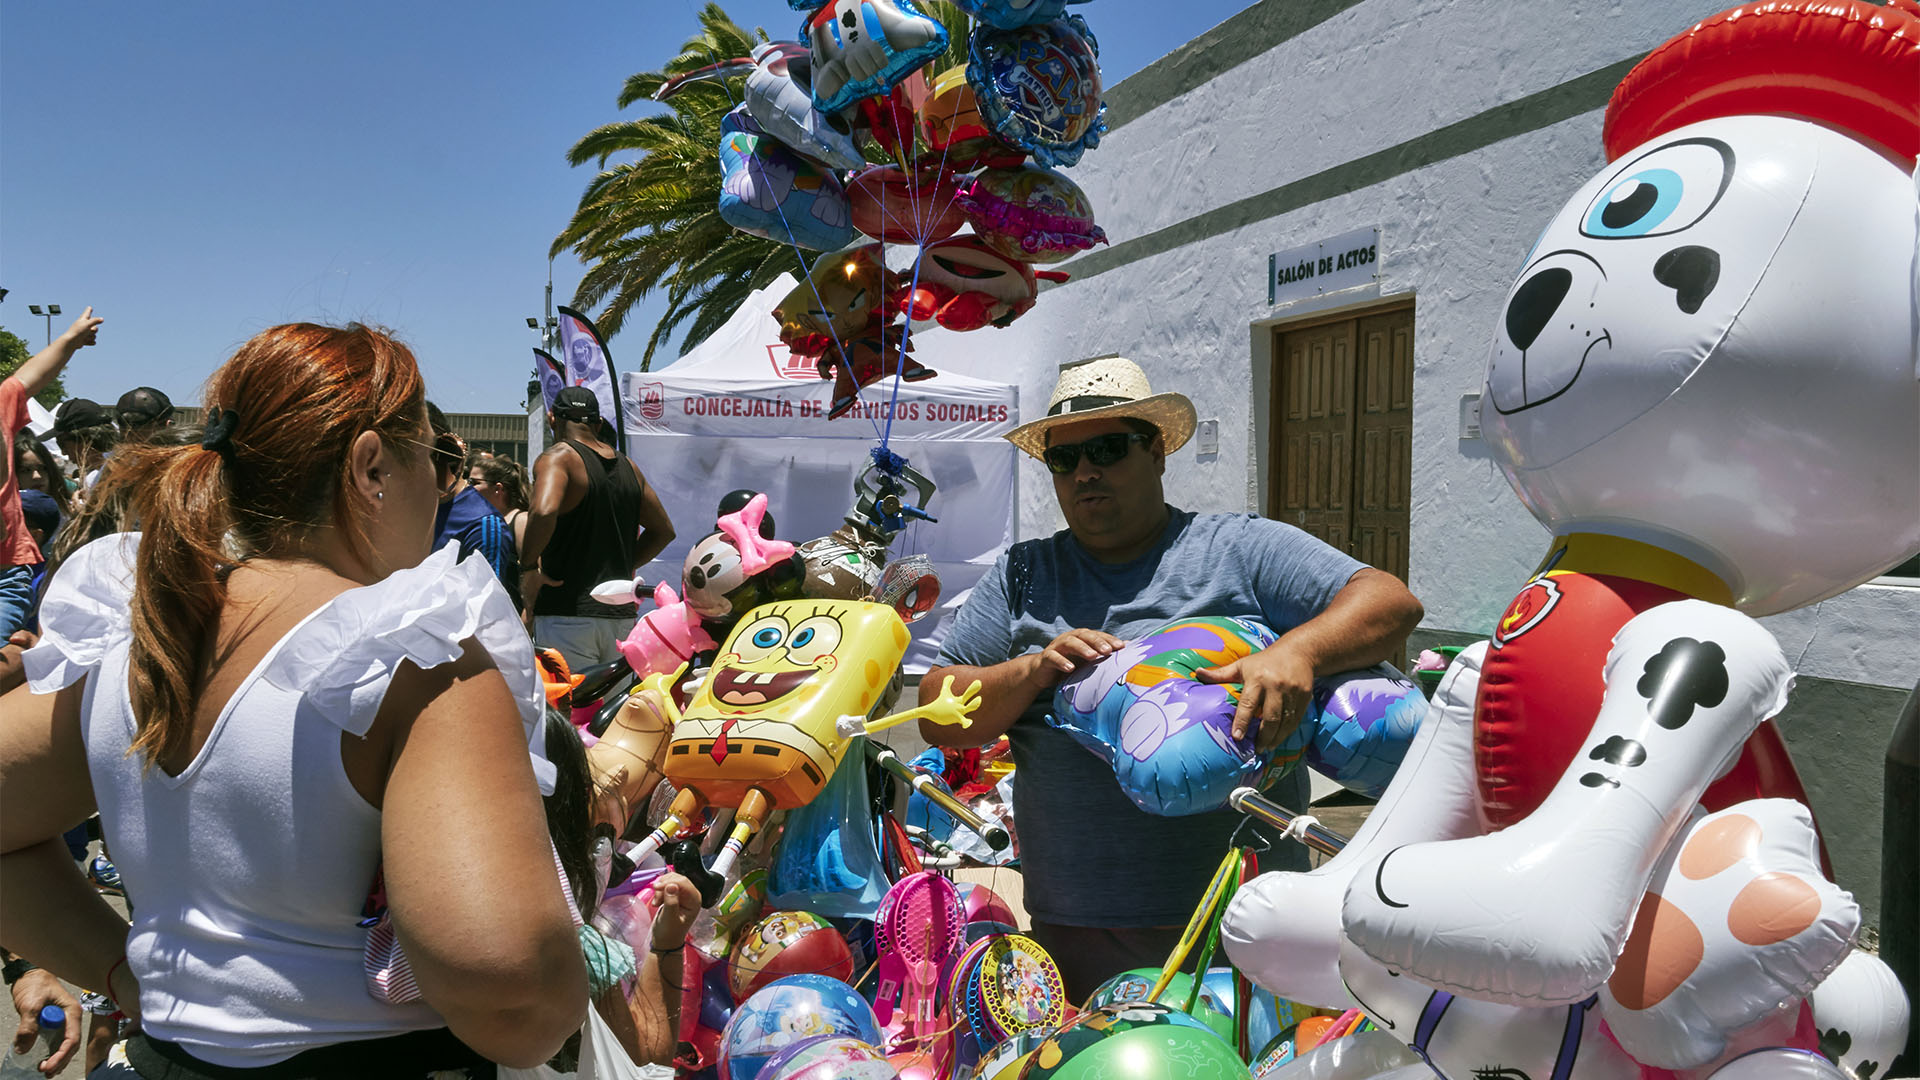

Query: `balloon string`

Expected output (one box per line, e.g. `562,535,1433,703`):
682,17,884,439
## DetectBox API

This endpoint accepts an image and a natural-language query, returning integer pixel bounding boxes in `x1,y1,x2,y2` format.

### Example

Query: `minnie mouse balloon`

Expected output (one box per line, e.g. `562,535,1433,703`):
959,165,1106,264
967,16,1105,168
804,0,948,117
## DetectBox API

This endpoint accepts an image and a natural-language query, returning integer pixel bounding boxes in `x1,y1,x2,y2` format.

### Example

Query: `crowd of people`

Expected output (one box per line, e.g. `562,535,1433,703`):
0,317,1423,1078
0,315,700,1079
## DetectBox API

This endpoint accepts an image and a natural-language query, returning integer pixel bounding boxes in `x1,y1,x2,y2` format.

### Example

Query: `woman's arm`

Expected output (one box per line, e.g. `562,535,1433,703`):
0,678,136,1017
378,641,588,1067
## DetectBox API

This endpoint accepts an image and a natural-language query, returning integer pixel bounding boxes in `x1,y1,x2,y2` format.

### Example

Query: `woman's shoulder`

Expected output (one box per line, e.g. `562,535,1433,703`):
260,543,541,737
23,531,141,692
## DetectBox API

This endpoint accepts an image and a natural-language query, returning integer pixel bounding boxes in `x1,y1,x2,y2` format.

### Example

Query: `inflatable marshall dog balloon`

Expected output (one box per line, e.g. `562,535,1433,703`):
1225,2,1918,1074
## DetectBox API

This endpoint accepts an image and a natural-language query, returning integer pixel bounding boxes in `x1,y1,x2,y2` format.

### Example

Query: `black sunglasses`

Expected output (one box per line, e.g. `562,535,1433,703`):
1043,431,1151,475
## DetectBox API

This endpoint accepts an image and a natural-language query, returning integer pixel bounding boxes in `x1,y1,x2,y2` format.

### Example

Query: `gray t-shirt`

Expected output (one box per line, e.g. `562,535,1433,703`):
938,508,1366,927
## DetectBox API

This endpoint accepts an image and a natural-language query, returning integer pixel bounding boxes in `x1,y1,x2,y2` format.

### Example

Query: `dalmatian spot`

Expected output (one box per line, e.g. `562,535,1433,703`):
1678,812,1762,880
1727,872,1822,946
1588,735,1647,766
1652,245,1720,314
1607,891,1703,1010
1635,637,1729,729
1579,772,1621,789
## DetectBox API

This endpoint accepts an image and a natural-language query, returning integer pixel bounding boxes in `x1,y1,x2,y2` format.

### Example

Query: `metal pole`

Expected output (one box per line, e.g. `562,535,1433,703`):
1227,787,1351,859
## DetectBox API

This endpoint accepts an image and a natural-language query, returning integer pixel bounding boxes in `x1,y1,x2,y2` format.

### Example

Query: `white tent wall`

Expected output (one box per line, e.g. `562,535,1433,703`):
619,281,1019,672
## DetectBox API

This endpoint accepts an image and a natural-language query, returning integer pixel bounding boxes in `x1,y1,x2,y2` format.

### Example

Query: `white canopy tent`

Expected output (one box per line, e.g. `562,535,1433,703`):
620,275,1019,671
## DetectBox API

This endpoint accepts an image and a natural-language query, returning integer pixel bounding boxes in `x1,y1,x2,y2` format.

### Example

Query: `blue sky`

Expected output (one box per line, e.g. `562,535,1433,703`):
2,1,1248,412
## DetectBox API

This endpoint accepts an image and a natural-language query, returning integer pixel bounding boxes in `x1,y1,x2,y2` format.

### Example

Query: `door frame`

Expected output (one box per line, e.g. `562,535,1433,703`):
1250,294,1416,521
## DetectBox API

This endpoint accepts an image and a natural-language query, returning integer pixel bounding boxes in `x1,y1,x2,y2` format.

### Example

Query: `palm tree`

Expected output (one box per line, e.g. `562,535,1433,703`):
553,1,974,370
550,4,785,369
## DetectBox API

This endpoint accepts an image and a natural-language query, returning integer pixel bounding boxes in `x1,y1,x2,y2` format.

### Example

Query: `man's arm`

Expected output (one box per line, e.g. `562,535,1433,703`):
919,628,1123,748
626,465,675,573
1201,567,1424,749
14,310,103,400
518,445,577,606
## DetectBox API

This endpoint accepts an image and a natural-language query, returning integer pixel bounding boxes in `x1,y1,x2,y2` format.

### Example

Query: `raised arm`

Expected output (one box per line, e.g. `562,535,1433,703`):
378,641,588,1067
13,309,103,400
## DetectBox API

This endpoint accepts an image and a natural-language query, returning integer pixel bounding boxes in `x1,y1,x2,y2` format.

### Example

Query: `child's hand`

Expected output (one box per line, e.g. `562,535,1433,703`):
647,872,701,949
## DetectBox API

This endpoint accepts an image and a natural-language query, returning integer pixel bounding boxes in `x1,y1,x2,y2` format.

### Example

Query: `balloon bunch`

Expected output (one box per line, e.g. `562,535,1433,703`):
660,0,1108,424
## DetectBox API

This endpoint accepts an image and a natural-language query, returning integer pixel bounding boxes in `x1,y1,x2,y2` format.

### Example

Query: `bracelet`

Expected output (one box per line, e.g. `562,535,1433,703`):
105,954,129,997
649,942,684,954
2,957,37,985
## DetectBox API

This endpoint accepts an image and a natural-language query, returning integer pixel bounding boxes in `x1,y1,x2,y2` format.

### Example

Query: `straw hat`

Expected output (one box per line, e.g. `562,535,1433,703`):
1006,354,1198,461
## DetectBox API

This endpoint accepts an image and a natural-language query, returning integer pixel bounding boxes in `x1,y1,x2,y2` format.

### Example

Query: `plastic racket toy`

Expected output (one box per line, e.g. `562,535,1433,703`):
965,934,1066,1046
873,870,966,1047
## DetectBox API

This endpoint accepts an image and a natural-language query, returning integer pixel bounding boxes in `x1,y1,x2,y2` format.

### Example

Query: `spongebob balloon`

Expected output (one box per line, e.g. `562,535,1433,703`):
1226,2,1918,1072
625,599,982,893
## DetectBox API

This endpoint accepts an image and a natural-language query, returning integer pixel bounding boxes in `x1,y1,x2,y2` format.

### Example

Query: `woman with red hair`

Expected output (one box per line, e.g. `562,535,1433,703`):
0,323,588,1075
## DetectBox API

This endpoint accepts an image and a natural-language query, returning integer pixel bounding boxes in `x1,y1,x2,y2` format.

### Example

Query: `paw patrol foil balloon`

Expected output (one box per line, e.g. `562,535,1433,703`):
960,164,1107,264
718,108,856,252
953,0,1069,31
967,16,1105,168
803,0,948,117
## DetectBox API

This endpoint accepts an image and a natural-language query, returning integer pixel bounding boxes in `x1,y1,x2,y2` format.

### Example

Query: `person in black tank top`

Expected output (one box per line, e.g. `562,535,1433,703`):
520,388,676,671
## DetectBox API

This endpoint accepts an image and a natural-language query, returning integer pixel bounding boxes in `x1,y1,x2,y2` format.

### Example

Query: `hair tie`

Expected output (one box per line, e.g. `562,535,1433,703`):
201,408,240,457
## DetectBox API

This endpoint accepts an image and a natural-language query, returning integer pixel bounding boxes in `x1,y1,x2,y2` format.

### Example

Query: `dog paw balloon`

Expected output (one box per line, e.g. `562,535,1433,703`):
1050,616,1425,816
847,165,968,244
967,16,1105,168
719,109,856,251
803,0,948,117
960,165,1106,264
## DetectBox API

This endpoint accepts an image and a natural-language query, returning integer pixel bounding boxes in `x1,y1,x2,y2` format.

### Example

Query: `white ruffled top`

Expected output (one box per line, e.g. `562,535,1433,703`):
26,533,553,791
22,534,554,1066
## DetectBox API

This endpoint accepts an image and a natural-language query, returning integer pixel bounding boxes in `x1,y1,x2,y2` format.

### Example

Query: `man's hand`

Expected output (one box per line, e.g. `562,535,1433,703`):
60,309,103,349
1197,642,1314,752
1024,628,1125,690
521,567,561,605
647,873,702,950
10,967,80,1074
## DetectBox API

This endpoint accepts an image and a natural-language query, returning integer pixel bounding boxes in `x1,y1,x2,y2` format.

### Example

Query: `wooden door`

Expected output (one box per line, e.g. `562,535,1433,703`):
1270,305,1414,581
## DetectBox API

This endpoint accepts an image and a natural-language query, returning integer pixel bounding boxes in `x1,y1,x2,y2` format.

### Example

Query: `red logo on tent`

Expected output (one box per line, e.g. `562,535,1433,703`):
768,343,819,382
637,382,665,420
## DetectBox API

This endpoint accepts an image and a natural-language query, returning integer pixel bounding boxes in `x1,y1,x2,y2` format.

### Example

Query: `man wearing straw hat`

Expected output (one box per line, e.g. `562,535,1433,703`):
921,355,1423,1000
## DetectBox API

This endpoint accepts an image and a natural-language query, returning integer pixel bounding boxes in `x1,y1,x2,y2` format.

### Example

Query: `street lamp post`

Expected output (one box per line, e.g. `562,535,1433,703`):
25,304,61,347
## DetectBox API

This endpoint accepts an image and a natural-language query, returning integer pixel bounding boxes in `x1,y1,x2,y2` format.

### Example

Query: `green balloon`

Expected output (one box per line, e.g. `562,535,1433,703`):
1081,969,1238,1050
1020,1003,1252,1080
